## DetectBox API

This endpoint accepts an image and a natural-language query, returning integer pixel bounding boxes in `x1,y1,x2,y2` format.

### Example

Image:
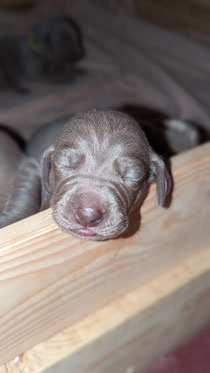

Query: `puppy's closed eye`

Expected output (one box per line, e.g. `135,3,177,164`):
114,159,146,188
122,169,141,181
57,149,85,170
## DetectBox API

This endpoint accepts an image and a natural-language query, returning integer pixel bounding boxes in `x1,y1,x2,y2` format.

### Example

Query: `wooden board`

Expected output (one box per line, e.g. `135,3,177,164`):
0,143,209,366
2,244,210,373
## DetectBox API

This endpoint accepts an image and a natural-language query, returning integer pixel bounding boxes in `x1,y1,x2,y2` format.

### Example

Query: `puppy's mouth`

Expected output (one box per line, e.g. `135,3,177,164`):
55,218,127,241
53,202,129,241
74,227,97,237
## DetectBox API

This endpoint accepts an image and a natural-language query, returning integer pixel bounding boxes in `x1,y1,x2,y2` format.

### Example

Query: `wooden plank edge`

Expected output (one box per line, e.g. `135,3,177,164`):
0,142,209,249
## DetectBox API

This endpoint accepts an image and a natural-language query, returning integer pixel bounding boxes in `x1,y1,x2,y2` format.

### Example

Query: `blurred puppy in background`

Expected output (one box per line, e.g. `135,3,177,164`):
0,16,84,93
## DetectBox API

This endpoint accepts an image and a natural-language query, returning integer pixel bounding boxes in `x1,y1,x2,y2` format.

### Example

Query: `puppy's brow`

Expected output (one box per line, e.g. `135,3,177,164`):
57,143,76,151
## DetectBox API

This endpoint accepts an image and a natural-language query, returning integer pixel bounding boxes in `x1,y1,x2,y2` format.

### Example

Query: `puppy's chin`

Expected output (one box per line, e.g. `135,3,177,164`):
52,213,127,241
71,231,114,241
55,223,125,241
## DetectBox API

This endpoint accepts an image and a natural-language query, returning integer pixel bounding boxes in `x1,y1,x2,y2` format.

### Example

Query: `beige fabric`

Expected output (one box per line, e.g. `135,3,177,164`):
0,0,209,138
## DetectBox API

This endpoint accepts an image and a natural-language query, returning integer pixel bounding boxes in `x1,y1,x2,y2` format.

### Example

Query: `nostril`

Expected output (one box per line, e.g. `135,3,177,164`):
76,206,103,227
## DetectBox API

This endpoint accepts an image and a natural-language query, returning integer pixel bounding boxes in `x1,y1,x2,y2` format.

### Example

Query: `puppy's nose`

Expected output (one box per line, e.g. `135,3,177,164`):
76,206,103,227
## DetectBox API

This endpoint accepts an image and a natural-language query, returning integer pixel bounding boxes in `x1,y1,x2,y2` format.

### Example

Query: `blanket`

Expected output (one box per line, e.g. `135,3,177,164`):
0,0,209,140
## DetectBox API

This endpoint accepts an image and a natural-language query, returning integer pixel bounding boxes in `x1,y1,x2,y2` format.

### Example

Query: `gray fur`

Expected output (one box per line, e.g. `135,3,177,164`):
0,110,172,240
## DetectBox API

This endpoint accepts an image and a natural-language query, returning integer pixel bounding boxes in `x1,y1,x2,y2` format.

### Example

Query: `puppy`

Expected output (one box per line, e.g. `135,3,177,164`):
0,127,24,213
0,110,171,240
0,17,84,92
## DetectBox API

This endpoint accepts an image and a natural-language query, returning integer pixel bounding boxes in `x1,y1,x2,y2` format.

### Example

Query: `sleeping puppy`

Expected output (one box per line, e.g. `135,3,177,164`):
0,127,24,213
0,110,171,240
0,16,84,92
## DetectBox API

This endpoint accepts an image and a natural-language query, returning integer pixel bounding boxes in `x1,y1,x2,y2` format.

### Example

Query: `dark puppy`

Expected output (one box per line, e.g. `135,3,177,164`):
0,16,84,92
0,110,171,240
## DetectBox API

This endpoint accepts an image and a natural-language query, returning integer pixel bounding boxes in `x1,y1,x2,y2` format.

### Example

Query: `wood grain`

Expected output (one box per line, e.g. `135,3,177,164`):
2,245,210,373
0,143,209,366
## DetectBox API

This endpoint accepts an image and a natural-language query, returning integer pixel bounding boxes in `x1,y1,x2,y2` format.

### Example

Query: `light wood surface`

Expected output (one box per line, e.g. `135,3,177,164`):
2,244,210,373
0,143,209,367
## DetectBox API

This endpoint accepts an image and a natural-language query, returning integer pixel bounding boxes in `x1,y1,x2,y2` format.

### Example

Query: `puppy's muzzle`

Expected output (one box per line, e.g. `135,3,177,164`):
63,192,107,237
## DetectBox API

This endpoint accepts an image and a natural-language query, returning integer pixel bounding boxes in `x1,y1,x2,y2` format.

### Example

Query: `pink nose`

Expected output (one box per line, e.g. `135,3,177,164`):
76,206,103,227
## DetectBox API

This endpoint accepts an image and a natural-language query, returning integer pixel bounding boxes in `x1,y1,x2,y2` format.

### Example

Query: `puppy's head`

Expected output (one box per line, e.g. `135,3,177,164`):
30,17,84,69
42,110,171,240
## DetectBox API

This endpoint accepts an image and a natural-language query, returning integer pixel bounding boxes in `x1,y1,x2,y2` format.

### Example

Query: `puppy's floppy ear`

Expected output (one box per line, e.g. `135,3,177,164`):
41,145,55,196
149,149,172,207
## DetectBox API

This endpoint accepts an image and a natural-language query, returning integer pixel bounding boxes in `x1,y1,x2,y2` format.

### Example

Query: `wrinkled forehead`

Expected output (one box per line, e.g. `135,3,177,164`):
55,111,150,160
